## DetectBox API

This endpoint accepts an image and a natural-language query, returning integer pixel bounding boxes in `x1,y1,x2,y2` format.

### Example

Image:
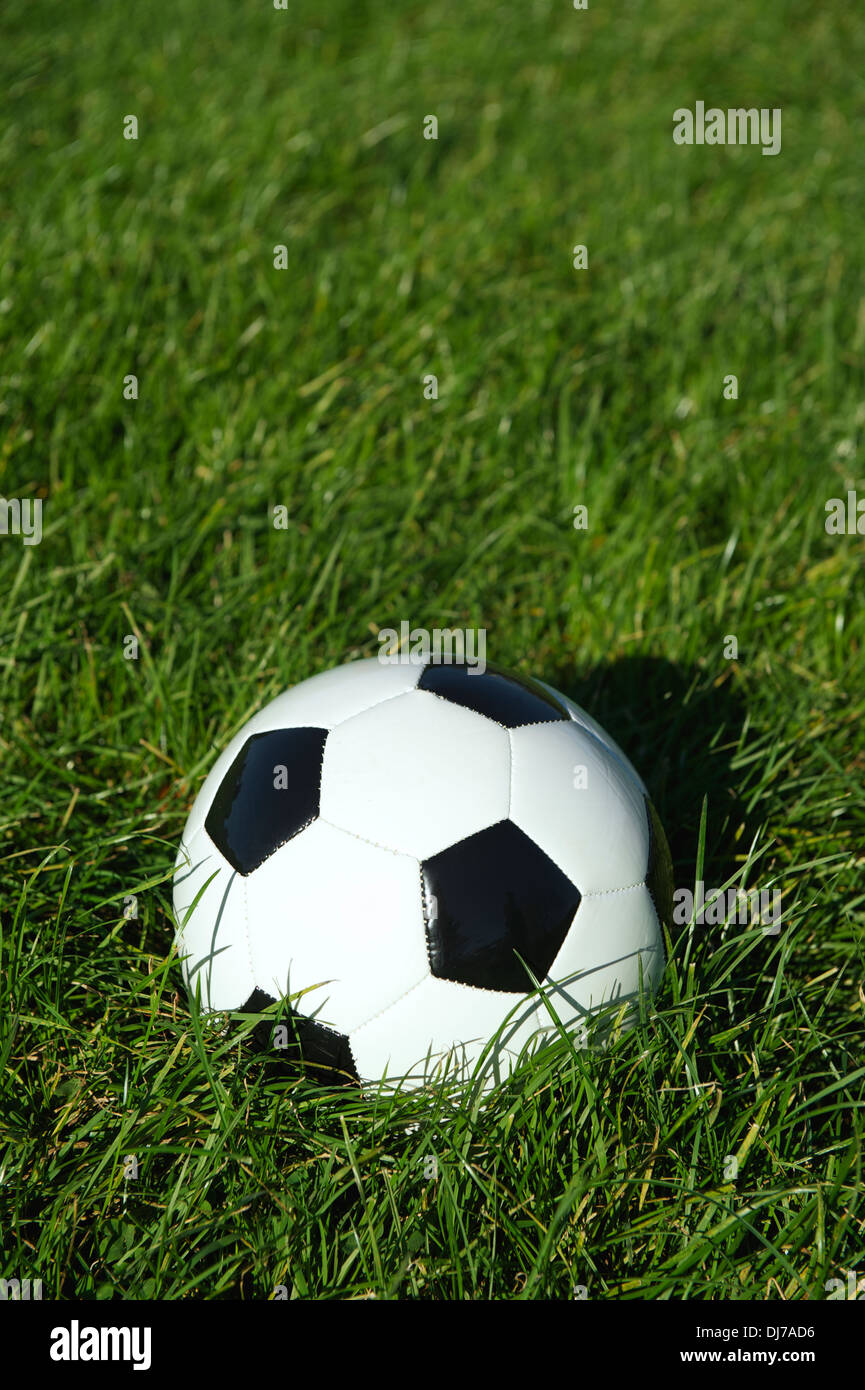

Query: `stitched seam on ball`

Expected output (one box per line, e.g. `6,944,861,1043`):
256,816,318,872
351,970,431,1037
424,690,508,730
327,680,421,733
437,977,528,1000
513,716,570,730
345,1033,361,1080
423,693,565,733
419,816,513,860
316,733,326,810
582,881,644,897
420,860,437,974
240,874,257,992
317,815,419,858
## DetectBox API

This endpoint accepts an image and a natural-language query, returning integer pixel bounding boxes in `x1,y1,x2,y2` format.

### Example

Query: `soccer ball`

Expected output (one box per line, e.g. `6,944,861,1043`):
173,658,672,1090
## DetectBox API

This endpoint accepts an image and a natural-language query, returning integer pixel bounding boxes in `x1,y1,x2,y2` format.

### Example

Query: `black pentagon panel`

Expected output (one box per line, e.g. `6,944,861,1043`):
422,820,580,992
418,660,569,728
205,727,327,875
238,988,359,1085
644,797,674,929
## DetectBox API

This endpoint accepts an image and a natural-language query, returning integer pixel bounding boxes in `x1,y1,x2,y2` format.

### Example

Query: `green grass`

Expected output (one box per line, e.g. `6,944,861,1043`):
1,0,864,1299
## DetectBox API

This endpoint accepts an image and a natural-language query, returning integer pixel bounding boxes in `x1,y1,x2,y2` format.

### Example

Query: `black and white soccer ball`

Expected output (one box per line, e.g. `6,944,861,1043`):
173,658,672,1090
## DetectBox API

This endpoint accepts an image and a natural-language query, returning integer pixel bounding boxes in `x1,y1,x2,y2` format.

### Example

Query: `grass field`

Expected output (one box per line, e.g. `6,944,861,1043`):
1,0,864,1300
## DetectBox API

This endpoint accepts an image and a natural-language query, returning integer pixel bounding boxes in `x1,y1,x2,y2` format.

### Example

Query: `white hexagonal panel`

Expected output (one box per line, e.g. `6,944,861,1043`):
349,973,566,1090
509,721,650,893
173,828,254,1011
183,658,421,842
547,884,664,1009
349,887,663,1091
320,689,511,858
538,681,647,793
243,818,429,1035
